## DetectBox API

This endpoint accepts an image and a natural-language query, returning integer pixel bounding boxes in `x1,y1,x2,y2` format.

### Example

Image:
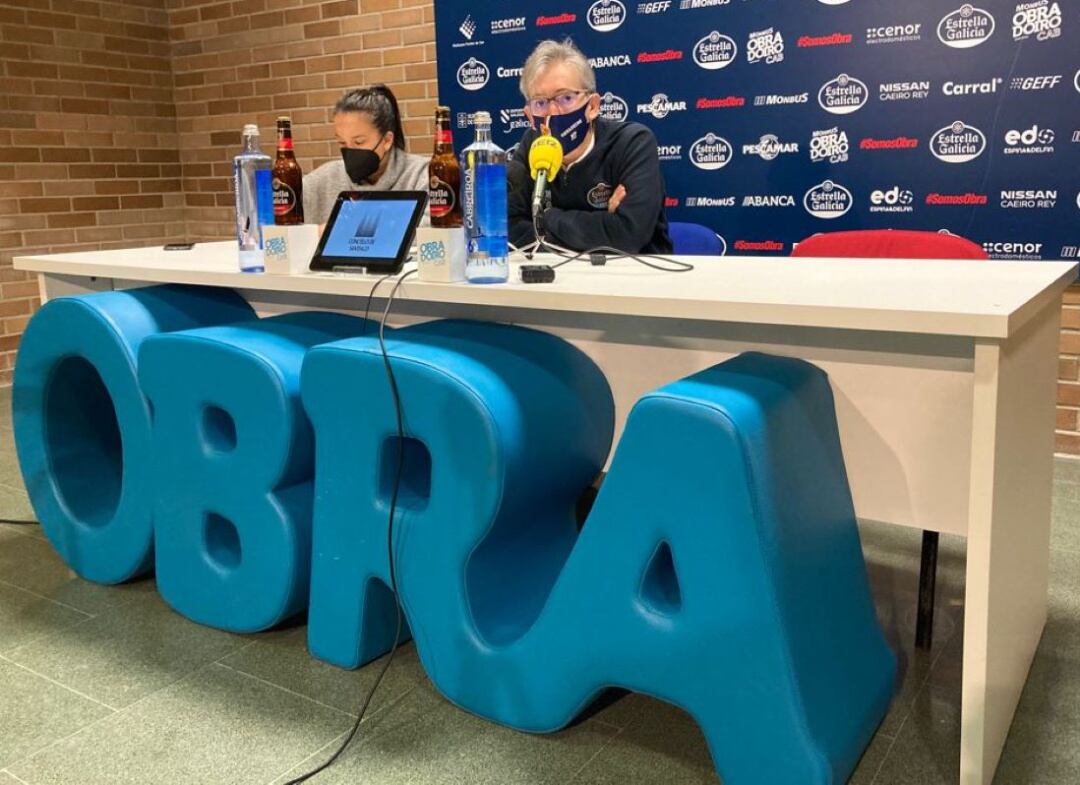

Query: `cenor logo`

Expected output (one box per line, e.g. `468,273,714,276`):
930,121,986,163
938,5,995,48
457,58,490,91
818,74,869,115
690,134,733,170
693,31,738,70
804,180,853,219
588,0,627,32
599,92,629,121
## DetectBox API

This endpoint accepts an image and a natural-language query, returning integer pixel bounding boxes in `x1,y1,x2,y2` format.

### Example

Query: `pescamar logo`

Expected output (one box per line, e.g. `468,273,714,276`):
690,133,733,170
866,23,922,45
693,31,738,70
1000,189,1057,208
747,27,784,64
457,58,490,91
804,180,853,219
742,134,799,160
810,127,850,163
742,194,796,208
636,93,688,119
1013,1,1061,41
490,17,527,35
499,108,530,134
930,121,986,163
589,0,627,31
1004,124,1055,155
870,187,915,213
819,74,868,115
879,81,931,101
754,92,809,107
599,92,629,122
982,241,1044,260
938,5,995,48
685,196,735,208
657,144,683,161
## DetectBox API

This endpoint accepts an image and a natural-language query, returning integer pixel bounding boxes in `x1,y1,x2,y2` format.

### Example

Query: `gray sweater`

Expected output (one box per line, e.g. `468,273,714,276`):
302,147,430,225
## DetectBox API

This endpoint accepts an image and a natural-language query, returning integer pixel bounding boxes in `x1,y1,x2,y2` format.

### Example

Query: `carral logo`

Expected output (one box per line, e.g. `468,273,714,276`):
491,17,527,35
599,92,629,121
870,187,915,213
657,144,683,161
1004,125,1055,155
747,27,784,64
938,5,995,48
496,66,523,79
696,96,746,109
742,194,796,208
797,33,853,48
753,92,809,107
638,2,672,13
588,0,627,31
860,136,919,150
1010,75,1062,90
1000,189,1058,208
818,74,868,115
982,241,1044,260
636,93,688,119
1013,1,1061,41
879,81,931,101
734,240,784,252
866,23,923,45
499,108,530,134
804,180,853,219
942,78,1002,96
810,127,850,163
742,134,800,160
457,58,489,91
693,31,738,70
536,13,576,26
685,196,736,208
930,121,986,163
925,192,988,205
689,133,733,170
638,49,684,63
679,0,730,8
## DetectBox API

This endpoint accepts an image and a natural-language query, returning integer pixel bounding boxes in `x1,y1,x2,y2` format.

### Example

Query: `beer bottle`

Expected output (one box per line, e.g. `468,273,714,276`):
429,106,463,228
272,116,304,225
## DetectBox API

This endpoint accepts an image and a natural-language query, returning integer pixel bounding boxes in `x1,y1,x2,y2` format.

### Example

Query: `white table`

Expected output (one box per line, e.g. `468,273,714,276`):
15,241,1077,785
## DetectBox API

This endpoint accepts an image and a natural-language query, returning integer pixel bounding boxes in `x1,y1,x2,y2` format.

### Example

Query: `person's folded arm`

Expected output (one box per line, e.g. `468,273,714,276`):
540,128,663,253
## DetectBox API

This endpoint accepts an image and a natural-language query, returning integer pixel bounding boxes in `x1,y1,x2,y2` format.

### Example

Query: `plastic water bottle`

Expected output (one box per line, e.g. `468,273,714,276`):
233,124,273,273
461,112,508,283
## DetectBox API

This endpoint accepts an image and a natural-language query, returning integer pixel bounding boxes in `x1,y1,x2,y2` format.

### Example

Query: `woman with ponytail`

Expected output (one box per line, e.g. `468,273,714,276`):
303,84,429,224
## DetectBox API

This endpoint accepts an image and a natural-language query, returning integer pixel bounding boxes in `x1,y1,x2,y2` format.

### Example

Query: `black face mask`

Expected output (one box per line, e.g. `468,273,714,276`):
341,139,385,184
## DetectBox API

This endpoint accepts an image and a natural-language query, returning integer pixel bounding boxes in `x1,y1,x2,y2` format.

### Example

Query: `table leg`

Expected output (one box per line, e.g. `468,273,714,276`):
960,299,1059,784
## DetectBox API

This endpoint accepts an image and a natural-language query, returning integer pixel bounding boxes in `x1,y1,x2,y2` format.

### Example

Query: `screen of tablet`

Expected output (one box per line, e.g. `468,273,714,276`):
310,191,426,273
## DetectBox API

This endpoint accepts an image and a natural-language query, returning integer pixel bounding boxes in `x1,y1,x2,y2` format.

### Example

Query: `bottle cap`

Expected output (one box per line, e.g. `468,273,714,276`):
242,124,259,136
436,105,450,112
473,111,491,124
277,116,290,123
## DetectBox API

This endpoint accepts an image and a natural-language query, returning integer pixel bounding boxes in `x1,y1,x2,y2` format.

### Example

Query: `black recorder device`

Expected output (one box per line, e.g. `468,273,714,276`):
520,264,555,284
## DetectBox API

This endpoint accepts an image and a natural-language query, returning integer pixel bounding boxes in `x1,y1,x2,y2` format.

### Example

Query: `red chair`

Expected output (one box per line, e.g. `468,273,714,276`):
790,229,988,651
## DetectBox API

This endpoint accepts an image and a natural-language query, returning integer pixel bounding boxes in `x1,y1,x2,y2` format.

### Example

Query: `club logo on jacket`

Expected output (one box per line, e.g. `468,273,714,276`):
588,182,614,209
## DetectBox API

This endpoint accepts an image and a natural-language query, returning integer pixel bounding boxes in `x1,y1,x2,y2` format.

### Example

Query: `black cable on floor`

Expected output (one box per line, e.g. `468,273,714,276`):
0,517,37,525
283,269,416,784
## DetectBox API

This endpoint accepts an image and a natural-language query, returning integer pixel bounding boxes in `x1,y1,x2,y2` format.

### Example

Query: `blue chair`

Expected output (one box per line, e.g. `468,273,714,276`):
669,221,725,255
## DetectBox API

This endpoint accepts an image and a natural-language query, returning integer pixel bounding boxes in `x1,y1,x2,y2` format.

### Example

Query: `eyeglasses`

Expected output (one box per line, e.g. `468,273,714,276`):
527,90,590,116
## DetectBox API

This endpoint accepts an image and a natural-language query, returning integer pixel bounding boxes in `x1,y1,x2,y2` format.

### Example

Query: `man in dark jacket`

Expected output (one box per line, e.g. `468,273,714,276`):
508,39,672,255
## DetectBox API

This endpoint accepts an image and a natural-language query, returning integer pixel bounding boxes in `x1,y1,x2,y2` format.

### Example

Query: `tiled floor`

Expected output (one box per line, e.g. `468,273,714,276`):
1,385,1078,784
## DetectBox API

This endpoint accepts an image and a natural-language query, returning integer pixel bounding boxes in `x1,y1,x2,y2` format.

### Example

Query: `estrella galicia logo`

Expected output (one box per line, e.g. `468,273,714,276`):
690,133,733,170
1074,68,1080,93
937,5,995,48
930,121,986,163
599,92,629,121
818,74,868,115
693,31,738,70
816,0,851,4
588,0,627,32
588,182,614,209
457,58,490,91
804,180,853,219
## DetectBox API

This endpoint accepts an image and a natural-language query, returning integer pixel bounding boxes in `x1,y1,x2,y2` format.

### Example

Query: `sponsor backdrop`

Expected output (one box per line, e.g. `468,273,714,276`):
434,0,1079,259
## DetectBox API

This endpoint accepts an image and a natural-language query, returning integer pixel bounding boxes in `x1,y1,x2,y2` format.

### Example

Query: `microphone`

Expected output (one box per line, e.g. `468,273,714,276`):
528,131,564,218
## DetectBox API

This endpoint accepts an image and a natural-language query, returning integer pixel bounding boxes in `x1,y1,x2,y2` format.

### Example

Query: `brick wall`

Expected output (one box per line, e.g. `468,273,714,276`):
3,0,1080,458
170,0,437,240
0,0,185,386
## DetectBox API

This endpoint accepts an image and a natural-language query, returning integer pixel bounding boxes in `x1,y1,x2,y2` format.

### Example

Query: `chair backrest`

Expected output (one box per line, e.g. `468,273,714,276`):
669,222,726,256
791,229,988,260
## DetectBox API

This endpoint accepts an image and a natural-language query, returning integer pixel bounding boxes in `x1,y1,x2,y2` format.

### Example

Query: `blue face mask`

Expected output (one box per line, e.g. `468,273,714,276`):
535,103,590,154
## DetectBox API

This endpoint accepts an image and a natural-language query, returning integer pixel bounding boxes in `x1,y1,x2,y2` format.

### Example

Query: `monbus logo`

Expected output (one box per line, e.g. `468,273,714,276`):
930,121,986,163
693,31,738,70
457,58,490,91
937,5,995,48
690,134,734,170
588,0,627,32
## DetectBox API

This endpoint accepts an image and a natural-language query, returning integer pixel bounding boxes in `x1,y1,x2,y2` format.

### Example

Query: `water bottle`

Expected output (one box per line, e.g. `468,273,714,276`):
461,111,508,283
233,124,273,273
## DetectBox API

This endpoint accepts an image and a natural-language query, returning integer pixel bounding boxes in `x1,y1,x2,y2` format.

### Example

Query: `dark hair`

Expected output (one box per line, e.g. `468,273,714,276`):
333,84,407,150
